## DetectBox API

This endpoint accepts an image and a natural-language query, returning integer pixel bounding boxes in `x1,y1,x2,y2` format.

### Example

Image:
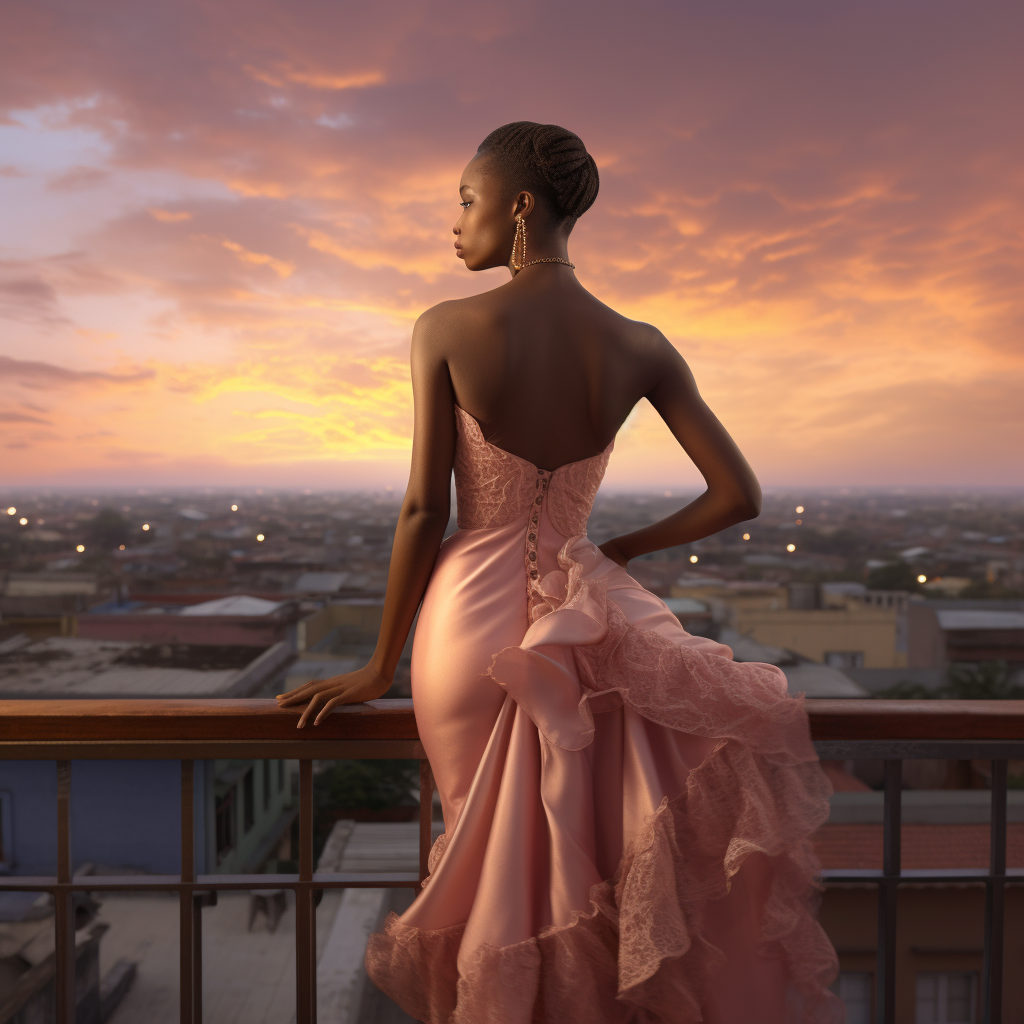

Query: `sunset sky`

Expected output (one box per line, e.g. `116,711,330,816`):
1,1,1021,490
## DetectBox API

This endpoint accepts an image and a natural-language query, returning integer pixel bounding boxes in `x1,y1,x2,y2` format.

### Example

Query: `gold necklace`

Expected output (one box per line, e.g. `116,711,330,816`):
519,257,576,270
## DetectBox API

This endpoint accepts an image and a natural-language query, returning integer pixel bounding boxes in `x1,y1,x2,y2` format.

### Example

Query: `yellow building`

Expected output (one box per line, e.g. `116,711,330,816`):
731,603,907,669
670,579,909,669
669,581,789,622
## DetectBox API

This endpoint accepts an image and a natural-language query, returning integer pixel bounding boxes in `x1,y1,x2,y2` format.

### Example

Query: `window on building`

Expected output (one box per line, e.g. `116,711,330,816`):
0,791,12,871
825,651,865,670
829,971,871,1024
916,971,976,1024
215,786,236,864
243,768,255,833
263,760,271,811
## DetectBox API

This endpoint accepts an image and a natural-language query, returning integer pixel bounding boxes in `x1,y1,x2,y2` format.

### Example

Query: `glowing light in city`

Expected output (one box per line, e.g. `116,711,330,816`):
19,518,28,525
742,533,750,541
795,506,804,514
76,544,85,552
6,508,14,516
689,555,699,564
257,534,265,542
119,545,126,550
142,523,150,531
786,543,796,552
231,504,238,511
917,574,927,584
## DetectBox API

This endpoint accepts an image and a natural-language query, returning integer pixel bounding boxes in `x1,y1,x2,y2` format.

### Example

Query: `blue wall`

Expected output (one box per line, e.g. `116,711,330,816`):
0,761,57,875
0,760,206,876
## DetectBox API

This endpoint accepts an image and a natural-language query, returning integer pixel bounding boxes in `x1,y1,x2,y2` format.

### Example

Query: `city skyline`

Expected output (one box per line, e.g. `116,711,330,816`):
2,2,1022,489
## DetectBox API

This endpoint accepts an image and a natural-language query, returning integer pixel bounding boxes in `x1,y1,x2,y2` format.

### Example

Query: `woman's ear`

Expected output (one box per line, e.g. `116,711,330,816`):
514,190,535,219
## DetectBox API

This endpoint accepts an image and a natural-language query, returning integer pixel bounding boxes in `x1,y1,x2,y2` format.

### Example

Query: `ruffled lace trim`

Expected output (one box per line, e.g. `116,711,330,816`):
365,536,843,1023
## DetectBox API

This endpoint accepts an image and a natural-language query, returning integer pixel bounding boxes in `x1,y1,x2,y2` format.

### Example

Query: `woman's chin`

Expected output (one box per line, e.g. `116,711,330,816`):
461,254,502,273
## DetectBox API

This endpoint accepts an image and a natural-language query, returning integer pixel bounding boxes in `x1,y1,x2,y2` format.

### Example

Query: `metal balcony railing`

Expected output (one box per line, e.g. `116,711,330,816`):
1,697,1022,1024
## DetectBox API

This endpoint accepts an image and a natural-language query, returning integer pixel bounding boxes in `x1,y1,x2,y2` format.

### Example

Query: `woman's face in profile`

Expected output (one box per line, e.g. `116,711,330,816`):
454,153,514,272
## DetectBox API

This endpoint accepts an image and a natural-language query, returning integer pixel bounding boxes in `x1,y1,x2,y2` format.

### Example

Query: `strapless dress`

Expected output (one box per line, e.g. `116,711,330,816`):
365,405,844,1023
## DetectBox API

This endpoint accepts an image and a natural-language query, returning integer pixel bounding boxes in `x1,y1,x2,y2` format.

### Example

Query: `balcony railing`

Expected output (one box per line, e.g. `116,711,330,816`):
1,697,1022,1024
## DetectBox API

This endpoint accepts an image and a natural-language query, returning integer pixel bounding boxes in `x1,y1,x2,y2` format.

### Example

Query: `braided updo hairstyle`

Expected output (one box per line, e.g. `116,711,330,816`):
477,121,599,227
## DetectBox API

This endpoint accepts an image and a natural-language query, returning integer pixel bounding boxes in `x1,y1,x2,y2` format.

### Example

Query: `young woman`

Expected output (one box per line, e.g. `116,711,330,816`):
277,122,844,1024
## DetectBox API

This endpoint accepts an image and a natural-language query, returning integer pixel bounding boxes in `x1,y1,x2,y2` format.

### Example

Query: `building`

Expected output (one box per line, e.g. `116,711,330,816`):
0,637,296,878
730,602,907,669
908,601,1024,671
0,572,101,641
78,593,301,649
674,580,909,670
815,770,1024,1024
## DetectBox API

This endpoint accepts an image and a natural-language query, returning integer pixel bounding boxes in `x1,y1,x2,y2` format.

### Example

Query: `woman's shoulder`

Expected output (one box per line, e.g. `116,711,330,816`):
415,287,510,329
412,287,518,353
584,295,676,358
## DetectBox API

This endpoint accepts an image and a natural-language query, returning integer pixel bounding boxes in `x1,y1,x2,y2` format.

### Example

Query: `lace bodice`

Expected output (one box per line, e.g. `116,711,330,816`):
453,406,612,537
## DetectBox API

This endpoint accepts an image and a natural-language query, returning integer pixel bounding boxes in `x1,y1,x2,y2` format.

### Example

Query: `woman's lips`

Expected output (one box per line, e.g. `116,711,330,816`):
455,246,464,259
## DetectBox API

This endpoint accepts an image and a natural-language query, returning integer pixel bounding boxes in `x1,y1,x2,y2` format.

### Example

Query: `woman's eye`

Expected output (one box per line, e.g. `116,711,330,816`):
459,201,471,209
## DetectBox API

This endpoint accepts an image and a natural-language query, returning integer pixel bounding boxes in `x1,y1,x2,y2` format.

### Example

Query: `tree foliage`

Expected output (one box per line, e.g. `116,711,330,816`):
87,508,133,549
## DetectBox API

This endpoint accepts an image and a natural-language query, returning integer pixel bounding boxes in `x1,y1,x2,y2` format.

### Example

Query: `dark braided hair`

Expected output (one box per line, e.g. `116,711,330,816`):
477,121,599,226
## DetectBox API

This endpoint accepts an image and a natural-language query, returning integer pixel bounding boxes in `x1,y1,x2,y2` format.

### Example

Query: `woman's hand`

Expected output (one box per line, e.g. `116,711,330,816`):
276,663,392,728
598,538,630,568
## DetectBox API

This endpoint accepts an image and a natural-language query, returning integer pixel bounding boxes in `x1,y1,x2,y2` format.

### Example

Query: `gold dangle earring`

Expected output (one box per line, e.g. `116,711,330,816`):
511,214,527,271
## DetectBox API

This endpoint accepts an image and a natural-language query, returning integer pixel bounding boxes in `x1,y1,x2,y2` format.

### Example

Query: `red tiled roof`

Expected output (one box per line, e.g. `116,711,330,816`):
812,823,1024,870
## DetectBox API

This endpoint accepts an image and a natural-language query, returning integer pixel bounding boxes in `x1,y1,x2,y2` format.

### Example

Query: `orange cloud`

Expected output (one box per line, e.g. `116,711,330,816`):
219,239,295,278
149,208,192,223
243,65,385,91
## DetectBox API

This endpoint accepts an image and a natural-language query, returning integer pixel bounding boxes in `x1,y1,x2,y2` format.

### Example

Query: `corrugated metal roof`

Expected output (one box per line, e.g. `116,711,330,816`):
936,609,1024,630
179,595,284,616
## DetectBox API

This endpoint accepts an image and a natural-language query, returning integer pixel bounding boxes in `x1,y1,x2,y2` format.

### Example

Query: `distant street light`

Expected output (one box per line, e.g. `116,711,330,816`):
231,504,238,511
120,545,126,551
917,574,927,584
257,534,265,542
786,543,796,552
19,518,28,525
689,555,698,563
76,544,85,553
6,507,14,515
795,505,804,514
742,533,750,540
142,524,150,531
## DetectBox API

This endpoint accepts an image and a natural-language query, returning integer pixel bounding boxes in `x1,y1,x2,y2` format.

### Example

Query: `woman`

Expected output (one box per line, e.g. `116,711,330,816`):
277,122,844,1024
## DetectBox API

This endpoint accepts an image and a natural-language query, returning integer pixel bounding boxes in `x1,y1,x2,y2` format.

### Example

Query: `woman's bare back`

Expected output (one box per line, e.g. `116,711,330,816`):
437,268,666,471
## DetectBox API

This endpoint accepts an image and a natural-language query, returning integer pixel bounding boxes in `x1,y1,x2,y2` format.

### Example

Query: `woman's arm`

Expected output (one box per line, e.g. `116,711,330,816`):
599,333,761,568
276,309,456,726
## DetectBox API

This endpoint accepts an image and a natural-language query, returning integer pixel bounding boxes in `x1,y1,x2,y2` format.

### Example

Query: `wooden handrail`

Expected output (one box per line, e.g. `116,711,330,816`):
0,698,1023,743
0,697,418,742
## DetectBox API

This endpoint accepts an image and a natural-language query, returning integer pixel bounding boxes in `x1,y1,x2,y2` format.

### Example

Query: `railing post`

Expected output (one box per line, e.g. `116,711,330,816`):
295,760,316,1024
876,758,901,1024
54,759,76,1024
180,760,195,1024
982,758,1007,1024
419,759,434,883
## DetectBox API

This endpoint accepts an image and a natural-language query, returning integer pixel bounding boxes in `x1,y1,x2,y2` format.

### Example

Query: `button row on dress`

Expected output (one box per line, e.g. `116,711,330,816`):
526,470,551,586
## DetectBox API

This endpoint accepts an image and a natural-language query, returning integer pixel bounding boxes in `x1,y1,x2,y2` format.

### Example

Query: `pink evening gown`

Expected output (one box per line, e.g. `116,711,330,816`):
365,405,845,1024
